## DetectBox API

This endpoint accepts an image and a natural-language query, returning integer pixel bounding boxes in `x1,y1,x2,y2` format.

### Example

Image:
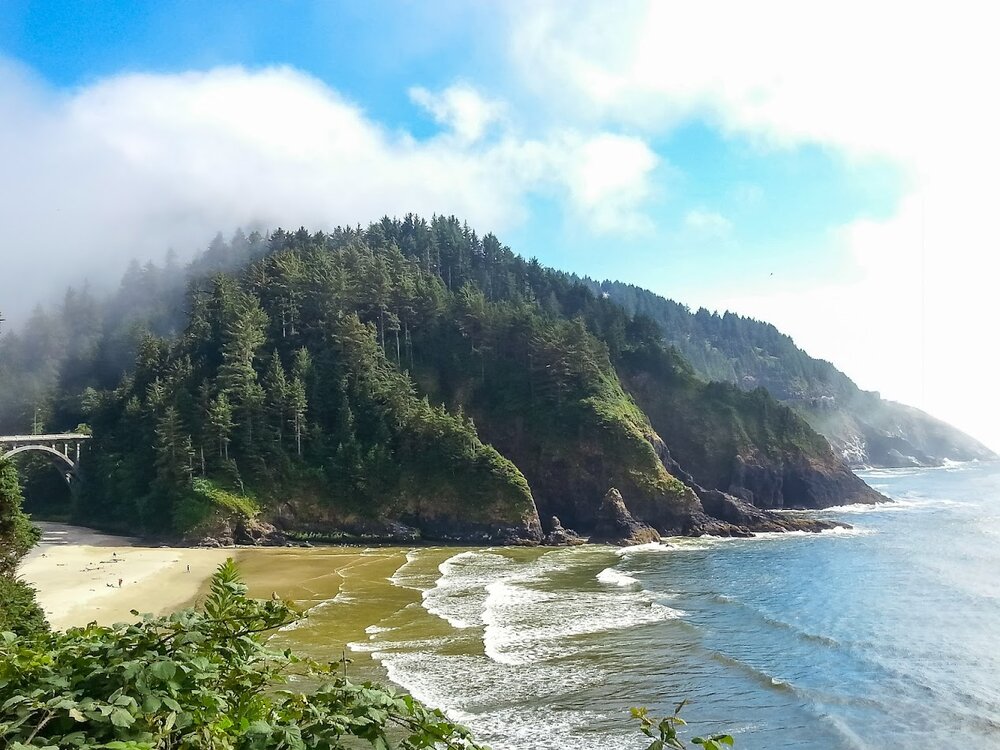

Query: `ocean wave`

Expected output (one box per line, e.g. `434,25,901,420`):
364,623,398,635
709,593,842,648
614,541,674,557
596,567,640,587
372,649,636,749
816,497,959,514
349,635,453,654
420,550,512,629
709,650,798,695
387,549,436,590
482,577,684,665
747,527,875,540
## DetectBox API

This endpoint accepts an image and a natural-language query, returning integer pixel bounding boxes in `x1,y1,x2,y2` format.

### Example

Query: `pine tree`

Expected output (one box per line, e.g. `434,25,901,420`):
154,406,194,492
287,378,307,457
208,393,234,461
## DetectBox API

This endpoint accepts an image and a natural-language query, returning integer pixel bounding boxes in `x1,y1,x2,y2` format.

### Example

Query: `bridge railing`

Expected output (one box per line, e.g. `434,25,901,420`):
0,433,92,445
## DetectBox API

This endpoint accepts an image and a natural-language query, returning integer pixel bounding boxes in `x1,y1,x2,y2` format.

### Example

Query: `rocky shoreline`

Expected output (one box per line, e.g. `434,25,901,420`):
187,482,853,550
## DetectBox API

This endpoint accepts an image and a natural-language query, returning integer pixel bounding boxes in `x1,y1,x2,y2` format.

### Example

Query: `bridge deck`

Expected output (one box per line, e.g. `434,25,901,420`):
0,434,92,443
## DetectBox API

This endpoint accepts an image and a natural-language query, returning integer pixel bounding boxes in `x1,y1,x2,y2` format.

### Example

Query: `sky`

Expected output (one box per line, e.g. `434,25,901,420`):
0,0,997,452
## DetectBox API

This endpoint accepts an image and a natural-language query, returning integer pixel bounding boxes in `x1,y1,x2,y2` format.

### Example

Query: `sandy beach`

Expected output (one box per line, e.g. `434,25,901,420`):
18,522,230,629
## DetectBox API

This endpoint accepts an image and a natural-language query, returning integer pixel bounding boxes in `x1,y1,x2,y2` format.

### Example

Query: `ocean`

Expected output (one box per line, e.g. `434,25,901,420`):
268,461,1000,749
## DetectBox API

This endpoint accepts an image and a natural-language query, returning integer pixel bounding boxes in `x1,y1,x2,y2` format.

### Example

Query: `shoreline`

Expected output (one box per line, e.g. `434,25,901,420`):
18,522,231,630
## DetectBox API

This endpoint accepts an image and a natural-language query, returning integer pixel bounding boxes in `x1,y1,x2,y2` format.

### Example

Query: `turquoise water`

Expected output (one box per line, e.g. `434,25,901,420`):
282,462,1000,748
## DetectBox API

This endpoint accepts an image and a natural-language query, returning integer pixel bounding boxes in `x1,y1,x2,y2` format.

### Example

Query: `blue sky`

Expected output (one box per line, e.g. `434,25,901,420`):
1,1,997,450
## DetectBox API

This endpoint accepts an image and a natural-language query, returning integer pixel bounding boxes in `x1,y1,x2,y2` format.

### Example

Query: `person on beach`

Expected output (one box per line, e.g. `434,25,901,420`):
118,578,122,587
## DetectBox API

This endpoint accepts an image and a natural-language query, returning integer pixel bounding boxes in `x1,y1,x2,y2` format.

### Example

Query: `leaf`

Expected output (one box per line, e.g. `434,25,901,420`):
68,707,86,722
109,707,135,728
149,660,177,681
247,719,272,734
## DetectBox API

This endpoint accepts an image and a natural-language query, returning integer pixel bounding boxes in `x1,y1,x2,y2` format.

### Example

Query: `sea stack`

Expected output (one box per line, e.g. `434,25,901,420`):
590,488,661,546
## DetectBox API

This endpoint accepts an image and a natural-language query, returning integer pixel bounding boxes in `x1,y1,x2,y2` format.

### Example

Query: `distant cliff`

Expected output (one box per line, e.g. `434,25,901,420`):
586,279,997,468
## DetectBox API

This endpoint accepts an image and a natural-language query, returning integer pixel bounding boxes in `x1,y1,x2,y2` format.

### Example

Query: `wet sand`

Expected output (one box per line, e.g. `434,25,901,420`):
18,523,420,648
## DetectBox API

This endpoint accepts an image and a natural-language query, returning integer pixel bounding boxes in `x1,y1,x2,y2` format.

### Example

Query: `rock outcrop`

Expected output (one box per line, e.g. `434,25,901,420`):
589,489,661,546
726,453,884,509
543,516,585,546
654,440,847,535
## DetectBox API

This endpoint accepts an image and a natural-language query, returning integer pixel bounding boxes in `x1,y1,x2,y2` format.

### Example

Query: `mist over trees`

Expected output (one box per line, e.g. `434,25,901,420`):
6,215,853,539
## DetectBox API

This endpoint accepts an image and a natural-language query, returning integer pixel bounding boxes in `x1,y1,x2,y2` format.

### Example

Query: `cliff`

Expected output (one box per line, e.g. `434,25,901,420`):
587,279,997,468
617,345,884,510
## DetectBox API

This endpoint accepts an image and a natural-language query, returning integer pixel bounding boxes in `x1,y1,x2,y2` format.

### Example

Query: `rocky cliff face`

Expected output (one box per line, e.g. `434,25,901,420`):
802,398,997,468
618,347,886,516
590,278,996,470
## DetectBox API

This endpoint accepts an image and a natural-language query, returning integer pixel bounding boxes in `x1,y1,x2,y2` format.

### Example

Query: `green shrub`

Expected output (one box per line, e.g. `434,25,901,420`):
0,575,46,637
0,559,485,750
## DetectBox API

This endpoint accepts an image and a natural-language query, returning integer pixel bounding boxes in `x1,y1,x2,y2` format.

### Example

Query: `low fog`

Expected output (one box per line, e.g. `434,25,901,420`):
0,58,655,325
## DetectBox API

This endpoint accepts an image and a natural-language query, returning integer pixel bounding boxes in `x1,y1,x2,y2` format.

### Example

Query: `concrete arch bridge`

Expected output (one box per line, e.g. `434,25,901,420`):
0,433,91,485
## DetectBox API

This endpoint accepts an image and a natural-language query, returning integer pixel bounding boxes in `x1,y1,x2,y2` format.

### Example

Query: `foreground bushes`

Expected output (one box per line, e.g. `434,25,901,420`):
0,575,46,637
0,560,485,749
0,556,735,749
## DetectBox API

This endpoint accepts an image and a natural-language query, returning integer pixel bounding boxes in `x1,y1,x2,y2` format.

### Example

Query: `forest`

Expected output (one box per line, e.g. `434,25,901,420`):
0,216,881,542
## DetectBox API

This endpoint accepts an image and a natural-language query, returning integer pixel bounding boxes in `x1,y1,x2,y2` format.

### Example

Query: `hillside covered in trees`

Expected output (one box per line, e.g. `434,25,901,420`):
583,279,997,468
0,217,883,543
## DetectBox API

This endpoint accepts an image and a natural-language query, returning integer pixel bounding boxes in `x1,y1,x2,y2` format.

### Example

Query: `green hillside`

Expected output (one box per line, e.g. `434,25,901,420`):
1,218,884,541
586,279,997,467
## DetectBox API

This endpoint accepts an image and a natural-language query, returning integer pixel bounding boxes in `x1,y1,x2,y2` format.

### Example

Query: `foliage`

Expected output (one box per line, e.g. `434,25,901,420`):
0,458,47,636
0,559,486,750
617,344,834,491
0,459,39,574
0,575,47,638
632,703,735,750
191,478,260,517
581,278,858,404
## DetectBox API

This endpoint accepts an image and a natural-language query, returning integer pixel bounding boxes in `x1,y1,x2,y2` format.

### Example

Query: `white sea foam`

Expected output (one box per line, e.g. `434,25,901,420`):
596,567,640,587
614,541,674,557
817,496,959,514
420,550,512,629
387,549,429,589
373,640,666,750
822,525,875,536
482,577,683,665
364,624,397,635
369,546,688,749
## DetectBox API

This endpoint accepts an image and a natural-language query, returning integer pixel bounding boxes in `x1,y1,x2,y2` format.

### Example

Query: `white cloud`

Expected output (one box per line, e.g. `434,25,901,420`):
683,208,731,238
507,0,991,164
564,133,658,233
506,0,1000,451
409,83,505,143
0,62,657,320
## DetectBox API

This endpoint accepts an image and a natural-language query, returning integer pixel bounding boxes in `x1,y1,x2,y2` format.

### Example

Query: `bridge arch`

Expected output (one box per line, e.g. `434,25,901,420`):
2,444,77,472
0,434,90,487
